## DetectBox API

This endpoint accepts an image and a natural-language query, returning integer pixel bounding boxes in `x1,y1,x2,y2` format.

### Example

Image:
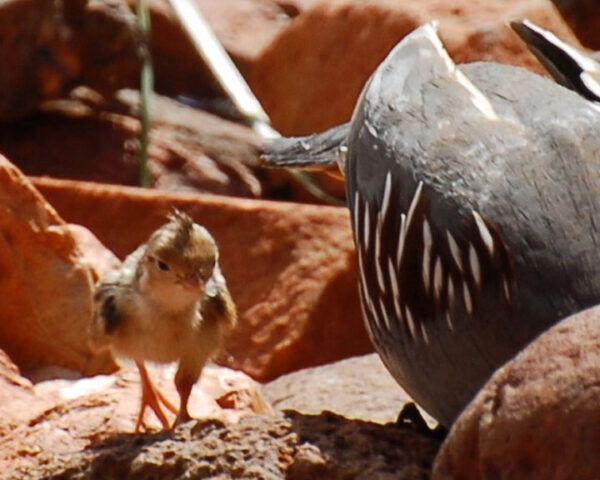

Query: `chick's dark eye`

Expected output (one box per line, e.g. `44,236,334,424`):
156,259,170,271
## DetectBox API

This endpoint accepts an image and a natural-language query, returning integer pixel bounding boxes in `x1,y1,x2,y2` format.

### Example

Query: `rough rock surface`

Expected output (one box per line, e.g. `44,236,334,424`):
14,412,438,480
0,0,140,121
0,88,265,198
0,87,336,203
19,411,441,480
0,155,115,375
0,360,273,478
3,353,441,479
32,177,372,381
432,305,600,480
0,350,34,416
248,0,581,136
264,353,435,426
551,0,600,49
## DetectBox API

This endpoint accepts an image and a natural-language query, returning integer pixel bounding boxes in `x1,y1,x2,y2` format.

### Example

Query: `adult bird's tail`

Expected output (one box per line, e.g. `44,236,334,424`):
511,19,600,102
259,122,350,178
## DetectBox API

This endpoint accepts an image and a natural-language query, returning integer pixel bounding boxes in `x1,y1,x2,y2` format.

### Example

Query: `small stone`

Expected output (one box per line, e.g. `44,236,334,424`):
287,443,330,479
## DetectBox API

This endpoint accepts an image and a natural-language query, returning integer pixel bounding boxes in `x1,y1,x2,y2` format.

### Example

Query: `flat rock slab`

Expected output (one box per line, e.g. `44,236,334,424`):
264,353,435,426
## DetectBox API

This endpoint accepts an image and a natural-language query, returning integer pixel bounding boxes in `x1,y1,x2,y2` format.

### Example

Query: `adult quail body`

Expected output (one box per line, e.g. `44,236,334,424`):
262,22,600,427
91,210,236,430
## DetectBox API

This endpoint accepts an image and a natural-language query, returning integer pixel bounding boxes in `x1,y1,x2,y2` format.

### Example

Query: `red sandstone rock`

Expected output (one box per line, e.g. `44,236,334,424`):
551,0,600,49
6,376,440,479
0,361,271,475
65,224,121,282
248,0,581,136
32,177,372,381
125,0,293,99
0,0,140,121
0,156,115,376
264,353,436,426
0,350,34,435
432,305,600,480
0,89,265,198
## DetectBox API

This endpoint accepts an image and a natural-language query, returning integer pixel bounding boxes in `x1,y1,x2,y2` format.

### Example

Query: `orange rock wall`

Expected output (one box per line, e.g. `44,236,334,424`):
33,177,372,381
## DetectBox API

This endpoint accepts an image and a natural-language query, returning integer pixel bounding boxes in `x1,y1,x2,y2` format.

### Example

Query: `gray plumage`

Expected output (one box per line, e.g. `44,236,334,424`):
261,123,350,170
260,23,600,426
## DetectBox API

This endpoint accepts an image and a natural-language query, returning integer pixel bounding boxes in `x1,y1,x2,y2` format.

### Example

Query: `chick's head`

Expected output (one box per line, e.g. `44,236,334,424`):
140,211,218,309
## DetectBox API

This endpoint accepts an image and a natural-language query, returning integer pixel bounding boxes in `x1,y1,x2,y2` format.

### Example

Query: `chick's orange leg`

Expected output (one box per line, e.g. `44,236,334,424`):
156,387,179,415
173,365,201,427
135,361,177,431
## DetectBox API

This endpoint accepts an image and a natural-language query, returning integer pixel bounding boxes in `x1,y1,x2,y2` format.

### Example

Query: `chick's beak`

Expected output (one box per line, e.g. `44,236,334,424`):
179,272,204,291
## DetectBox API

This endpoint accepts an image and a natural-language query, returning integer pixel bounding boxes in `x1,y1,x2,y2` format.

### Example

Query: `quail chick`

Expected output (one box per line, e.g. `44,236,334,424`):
91,210,236,431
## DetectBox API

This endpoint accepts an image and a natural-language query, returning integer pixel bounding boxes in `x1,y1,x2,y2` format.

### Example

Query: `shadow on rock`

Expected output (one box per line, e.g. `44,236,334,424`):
49,426,186,480
286,410,441,479
39,411,441,479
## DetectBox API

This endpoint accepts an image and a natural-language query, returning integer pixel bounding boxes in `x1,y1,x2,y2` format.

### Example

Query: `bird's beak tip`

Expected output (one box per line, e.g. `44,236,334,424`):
179,275,204,291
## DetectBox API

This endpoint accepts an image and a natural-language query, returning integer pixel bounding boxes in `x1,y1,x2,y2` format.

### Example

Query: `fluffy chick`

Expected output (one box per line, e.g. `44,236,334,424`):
91,210,236,431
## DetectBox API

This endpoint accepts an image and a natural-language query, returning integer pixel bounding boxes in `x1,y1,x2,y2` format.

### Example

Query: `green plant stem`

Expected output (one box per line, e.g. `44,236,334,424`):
137,0,153,187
